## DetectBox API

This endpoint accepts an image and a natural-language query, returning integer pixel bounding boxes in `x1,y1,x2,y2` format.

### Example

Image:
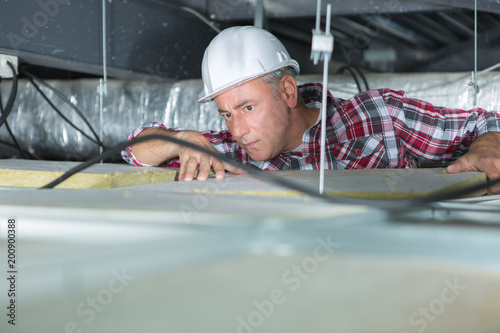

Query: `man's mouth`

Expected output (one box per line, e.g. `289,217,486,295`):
242,141,257,149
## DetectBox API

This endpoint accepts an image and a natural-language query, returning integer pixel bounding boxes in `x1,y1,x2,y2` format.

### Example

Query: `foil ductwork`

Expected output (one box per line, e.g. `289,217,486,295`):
0,72,499,161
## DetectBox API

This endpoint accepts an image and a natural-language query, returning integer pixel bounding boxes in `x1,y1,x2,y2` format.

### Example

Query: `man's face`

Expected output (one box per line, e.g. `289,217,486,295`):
214,78,292,161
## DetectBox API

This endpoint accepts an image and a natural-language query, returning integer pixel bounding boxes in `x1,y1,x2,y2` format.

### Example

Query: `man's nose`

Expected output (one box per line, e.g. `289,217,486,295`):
231,115,250,138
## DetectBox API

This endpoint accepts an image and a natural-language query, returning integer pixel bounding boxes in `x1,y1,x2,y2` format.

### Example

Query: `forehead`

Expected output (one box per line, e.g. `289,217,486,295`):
214,77,272,105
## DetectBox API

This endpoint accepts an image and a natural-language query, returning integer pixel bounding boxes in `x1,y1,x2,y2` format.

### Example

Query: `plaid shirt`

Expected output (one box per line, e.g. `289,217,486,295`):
122,83,500,170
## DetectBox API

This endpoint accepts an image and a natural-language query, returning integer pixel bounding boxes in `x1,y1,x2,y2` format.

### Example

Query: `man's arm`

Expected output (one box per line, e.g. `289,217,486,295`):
382,89,500,193
129,126,245,181
446,132,500,194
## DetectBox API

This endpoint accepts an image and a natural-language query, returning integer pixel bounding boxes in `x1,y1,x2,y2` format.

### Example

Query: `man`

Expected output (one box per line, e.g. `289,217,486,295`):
122,26,500,194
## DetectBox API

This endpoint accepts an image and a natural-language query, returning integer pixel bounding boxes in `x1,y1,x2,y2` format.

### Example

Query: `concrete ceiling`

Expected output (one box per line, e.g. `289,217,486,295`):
1,0,499,78
171,0,500,73
171,0,500,18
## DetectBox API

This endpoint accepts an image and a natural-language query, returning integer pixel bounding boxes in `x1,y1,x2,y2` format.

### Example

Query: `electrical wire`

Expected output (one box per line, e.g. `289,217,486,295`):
0,77,22,159
0,140,21,150
478,62,500,75
0,81,41,160
0,62,30,158
1,122,27,159
0,61,18,131
178,6,221,34
336,62,497,96
405,61,499,94
38,134,500,209
0,80,28,159
0,139,40,160
21,69,107,150
27,77,104,147
350,65,370,91
0,68,44,160
336,66,362,92
336,65,369,93
0,69,40,159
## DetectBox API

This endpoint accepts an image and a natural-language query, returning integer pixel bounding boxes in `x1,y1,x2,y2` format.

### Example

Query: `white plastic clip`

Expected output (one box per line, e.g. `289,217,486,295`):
468,71,480,107
310,0,334,65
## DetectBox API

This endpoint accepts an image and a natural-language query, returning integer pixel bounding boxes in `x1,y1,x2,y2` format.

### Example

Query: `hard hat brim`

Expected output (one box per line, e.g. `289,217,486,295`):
197,74,261,103
198,60,299,103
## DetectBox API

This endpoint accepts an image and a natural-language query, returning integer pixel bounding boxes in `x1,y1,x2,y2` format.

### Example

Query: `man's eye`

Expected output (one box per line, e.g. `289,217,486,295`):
223,113,232,118
245,106,254,111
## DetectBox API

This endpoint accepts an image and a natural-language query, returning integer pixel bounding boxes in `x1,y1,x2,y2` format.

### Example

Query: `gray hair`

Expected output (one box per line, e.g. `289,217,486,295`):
260,67,304,104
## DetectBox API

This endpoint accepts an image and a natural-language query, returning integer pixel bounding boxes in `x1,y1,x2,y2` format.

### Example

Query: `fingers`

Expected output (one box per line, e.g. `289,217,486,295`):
447,153,500,194
178,150,229,181
175,131,246,181
488,179,500,195
223,162,248,175
450,132,500,194
178,157,247,181
446,152,480,174
446,158,468,174
178,153,201,181
479,160,500,194
211,159,227,180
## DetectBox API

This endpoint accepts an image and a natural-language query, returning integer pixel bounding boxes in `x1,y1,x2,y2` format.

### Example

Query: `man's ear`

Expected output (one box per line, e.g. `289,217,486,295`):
280,75,298,109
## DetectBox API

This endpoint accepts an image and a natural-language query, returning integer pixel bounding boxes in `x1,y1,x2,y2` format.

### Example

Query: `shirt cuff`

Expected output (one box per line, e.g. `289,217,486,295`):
121,121,168,167
476,109,500,136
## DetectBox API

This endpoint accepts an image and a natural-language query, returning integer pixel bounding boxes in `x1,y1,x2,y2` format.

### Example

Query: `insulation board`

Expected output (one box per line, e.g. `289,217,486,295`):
0,159,178,189
0,159,488,199
164,168,488,199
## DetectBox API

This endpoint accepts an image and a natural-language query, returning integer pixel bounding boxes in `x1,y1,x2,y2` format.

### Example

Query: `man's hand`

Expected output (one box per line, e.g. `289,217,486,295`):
131,128,246,181
175,131,246,181
446,132,500,194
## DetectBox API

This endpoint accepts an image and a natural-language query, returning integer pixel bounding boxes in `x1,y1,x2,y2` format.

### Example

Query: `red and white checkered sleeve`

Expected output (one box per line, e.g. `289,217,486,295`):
121,122,241,167
121,121,171,167
388,89,500,162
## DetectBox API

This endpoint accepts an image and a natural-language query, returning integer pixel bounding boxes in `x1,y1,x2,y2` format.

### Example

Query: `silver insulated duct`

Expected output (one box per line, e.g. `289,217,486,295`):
1,72,499,161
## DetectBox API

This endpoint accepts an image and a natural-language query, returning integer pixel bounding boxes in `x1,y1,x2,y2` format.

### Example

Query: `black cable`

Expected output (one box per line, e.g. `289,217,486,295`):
0,61,18,130
39,135,337,203
336,65,363,93
0,139,31,159
350,65,370,91
27,77,104,147
0,140,19,149
336,65,370,92
21,69,106,150
2,122,27,159
0,77,28,159
0,139,42,160
177,6,221,34
38,134,500,209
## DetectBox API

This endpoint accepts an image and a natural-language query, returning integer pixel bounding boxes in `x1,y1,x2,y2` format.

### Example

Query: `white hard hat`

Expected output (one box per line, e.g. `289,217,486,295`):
198,26,300,103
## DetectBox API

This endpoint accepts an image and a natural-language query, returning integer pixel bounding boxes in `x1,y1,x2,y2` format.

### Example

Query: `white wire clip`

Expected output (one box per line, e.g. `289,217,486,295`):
468,71,480,107
310,0,334,65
